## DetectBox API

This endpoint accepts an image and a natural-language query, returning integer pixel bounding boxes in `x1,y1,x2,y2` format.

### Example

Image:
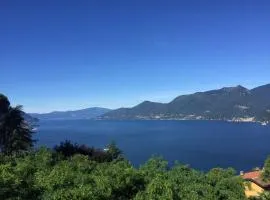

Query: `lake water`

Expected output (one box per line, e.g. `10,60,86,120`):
35,120,270,171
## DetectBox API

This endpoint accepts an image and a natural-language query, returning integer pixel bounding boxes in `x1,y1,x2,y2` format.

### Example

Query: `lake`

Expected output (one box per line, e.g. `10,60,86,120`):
35,120,270,171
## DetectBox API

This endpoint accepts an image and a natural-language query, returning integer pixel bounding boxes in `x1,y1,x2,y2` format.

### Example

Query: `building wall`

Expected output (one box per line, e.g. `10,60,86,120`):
245,182,264,198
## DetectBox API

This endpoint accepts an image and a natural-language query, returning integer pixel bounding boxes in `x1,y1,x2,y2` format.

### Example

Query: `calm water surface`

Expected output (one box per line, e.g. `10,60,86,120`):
36,120,270,171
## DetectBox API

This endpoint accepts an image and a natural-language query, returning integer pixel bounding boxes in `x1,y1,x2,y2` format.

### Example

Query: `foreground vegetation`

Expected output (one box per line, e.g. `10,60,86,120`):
0,148,246,200
1,94,270,199
2,146,270,200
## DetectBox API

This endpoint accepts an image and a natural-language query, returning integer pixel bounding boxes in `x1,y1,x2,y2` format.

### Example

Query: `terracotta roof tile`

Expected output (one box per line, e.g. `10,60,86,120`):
243,171,261,180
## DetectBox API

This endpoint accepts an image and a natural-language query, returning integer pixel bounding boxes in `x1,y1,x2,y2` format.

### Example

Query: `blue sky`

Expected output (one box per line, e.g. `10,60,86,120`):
1,0,270,113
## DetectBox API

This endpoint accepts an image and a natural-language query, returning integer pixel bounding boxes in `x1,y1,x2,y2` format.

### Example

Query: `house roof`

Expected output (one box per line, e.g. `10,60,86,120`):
242,170,270,190
243,171,261,180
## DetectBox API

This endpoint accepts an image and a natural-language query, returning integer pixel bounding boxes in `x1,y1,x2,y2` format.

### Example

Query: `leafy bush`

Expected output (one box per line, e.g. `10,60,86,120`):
54,140,122,162
0,147,247,200
262,156,270,181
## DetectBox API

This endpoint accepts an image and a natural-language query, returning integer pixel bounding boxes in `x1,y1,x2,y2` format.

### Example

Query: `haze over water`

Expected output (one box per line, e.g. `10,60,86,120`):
36,120,270,171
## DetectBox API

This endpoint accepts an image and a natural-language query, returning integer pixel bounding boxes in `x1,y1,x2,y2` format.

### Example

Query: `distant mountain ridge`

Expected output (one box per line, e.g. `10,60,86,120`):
101,84,270,123
30,107,111,120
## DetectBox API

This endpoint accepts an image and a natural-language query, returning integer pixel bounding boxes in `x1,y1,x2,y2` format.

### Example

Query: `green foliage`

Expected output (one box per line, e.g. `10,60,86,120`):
54,140,123,163
139,156,168,182
260,192,270,200
105,141,123,161
54,140,94,158
0,95,35,155
262,156,270,181
0,94,10,115
251,191,270,200
137,162,246,200
0,149,248,200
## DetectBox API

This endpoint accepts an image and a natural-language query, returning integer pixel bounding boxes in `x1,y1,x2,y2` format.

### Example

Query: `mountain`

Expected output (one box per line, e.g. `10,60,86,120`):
30,107,111,120
102,84,270,122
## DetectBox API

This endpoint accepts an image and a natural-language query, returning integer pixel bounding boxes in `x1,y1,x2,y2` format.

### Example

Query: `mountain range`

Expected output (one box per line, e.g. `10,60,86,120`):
30,107,111,120
101,84,270,122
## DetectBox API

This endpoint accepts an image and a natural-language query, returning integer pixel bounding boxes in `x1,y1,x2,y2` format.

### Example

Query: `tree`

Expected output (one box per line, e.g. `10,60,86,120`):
0,94,10,116
262,156,270,181
54,140,123,163
54,140,80,157
105,141,123,161
0,96,35,155
0,146,249,200
259,192,270,200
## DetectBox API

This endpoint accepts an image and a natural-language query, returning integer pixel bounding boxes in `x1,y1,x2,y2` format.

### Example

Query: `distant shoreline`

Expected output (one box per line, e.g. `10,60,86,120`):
99,118,269,125
37,118,269,126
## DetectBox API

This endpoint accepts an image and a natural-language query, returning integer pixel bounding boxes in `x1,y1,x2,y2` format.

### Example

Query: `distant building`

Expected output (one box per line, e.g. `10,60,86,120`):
241,170,270,198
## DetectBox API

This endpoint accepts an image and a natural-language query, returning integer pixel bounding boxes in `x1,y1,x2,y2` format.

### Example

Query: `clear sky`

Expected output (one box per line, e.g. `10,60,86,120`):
1,0,270,113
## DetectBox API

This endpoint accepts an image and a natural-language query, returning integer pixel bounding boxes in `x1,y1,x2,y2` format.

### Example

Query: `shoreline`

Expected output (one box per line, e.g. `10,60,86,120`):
97,118,269,125
36,117,269,126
